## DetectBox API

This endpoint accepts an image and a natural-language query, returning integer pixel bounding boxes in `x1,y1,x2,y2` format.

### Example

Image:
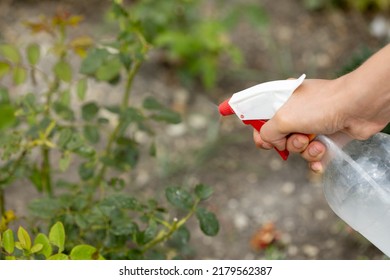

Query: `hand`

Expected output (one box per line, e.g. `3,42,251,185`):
253,130,326,172
254,44,390,172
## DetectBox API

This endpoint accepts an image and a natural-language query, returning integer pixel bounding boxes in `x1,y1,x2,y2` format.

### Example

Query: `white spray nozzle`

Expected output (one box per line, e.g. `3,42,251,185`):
228,74,306,120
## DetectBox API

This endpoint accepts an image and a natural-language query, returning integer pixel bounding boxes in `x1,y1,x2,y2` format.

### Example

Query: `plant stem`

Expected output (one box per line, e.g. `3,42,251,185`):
141,200,200,254
0,188,4,218
41,146,52,196
0,149,28,217
40,79,59,196
94,59,143,189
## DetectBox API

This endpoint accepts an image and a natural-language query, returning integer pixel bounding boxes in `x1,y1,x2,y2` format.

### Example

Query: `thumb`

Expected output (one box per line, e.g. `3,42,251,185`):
260,118,289,152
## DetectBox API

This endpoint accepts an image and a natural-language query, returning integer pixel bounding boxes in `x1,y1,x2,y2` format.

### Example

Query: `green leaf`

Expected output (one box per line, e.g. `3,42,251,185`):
49,222,65,253
199,57,217,89
58,128,73,148
153,110,181,124
59,152,71,172
80,48,109,75
2,229,15,254
54,60,72,82
70,244,103,260
78,162,95,181
113,143,140,170
95,57,122,81
172,225,190,246
29,166,43,192
26,43,40,65
149,141,156,157
60,89,71,107
0,103,16,130
0,61,10,78
17,226,32,250
34,233,52,258
196,207,219,236
53,102,75,121
111,1,129,17
143,97,165,110
141,220,158,244
111,219,139,236
165,186,194,210
30,243,44,254
63,132,83,151
83,125,100,144
99,194,142,214
195,184,214,200
77,78,88,101
13,66,27,85
0,87,10,104
15,241,23,250
143,98,181,124
28,197,62,219
0,44,21,63
48,253,69,260
81,102,99,121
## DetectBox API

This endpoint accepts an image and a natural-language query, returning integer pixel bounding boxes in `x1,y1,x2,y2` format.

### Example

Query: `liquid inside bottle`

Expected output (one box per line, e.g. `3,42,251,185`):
320,133,390,257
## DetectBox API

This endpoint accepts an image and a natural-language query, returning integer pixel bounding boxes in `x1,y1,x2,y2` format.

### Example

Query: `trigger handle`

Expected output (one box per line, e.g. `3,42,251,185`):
243,119,290,160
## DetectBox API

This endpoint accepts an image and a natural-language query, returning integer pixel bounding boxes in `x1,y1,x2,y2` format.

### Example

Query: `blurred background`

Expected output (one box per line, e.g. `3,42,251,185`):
0,0,389,259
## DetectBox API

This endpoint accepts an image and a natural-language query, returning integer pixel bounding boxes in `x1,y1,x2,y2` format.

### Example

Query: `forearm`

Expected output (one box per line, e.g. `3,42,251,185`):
341,43,390,138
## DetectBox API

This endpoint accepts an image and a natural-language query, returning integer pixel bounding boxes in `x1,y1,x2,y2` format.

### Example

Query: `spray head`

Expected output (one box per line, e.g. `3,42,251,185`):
218,98,235,116
218,74,306,160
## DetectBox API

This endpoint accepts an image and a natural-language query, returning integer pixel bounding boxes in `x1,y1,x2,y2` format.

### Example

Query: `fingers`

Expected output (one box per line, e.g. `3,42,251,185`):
301,141,326,173
259,118,289,151
286,134,309,152
254,129,326,173
253,129,273,149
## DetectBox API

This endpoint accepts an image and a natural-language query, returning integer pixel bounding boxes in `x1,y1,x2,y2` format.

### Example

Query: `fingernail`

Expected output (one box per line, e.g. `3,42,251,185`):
309,145,321,157
262,142,273,150
310,162,323,173
293,137,306,149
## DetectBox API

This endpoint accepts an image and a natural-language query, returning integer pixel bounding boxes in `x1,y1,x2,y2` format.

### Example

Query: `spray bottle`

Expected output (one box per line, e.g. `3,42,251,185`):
218,74,390,257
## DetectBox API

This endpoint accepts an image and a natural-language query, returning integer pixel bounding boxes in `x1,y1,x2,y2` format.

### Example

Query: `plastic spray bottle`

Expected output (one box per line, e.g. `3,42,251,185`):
218,74,390,256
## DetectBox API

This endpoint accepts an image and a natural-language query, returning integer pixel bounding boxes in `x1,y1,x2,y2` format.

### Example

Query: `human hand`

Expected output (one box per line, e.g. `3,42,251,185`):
253,130,326,172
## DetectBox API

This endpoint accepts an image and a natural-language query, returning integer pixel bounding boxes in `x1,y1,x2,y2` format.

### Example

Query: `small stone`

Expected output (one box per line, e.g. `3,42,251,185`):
269,158,282,171
314,209,327,220
233,213,249,231
287,245,299,257
281,182,295,195
166,123,187,137
188,114,208,130
302,244,319,258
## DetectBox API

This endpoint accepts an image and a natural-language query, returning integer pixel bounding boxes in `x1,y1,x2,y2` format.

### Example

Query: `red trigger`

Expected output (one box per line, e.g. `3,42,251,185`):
243,119,289,160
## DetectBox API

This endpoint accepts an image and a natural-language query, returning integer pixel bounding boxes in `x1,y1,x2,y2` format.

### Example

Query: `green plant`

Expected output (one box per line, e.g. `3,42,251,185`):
0,222,103,260
0,1,223,260
112,0,266,89
303,0,390,11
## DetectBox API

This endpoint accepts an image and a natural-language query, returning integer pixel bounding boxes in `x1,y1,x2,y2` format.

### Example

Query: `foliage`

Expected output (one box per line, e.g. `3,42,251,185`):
303,0,390,11
0,0,230,260
109,0,267,89
0,222,104,260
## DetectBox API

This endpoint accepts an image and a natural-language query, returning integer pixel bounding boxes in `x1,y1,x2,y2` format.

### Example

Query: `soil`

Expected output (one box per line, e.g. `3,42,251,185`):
1,0,388,260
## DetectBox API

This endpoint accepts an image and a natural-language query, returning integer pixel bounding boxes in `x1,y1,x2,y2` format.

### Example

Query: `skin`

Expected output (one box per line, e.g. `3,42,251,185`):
253,44,390,172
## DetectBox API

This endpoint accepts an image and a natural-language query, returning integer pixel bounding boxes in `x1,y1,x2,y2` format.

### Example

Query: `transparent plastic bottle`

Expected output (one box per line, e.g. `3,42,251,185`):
318,133,390,256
